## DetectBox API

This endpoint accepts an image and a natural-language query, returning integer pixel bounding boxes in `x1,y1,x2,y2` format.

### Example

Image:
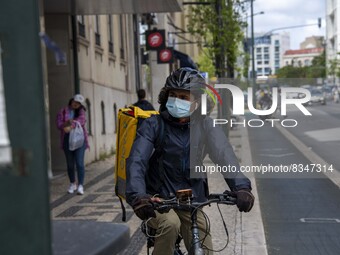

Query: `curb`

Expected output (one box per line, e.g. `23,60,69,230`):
240,125,268,255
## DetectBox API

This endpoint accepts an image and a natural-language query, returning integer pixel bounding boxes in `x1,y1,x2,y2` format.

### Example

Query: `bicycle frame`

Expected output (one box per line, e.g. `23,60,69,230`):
141,191,236,255
190,207,205,255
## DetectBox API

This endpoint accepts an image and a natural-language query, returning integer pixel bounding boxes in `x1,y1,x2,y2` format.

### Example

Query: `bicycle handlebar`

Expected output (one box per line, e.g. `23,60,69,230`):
152,191,237,212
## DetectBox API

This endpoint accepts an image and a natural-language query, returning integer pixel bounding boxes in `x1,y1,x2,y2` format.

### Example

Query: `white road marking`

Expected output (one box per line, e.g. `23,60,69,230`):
304,128,340,142
300,218,340,223
259,153,295,157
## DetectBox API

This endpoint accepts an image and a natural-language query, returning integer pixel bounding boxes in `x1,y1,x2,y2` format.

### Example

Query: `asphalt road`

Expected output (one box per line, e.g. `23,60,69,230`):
247,107,340,255
283,101,340,172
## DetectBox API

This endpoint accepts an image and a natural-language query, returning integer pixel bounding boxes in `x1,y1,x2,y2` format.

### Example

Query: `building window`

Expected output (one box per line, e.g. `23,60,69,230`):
275,53,280,59
275,46,280,52
264,67,271,75
304,59,310,66
264,61,269,65
94,15,101,46
85,99,92,135
257,61,262,65
256,54,262,60
264,54,270,60
101,101,106,134
77,15,86,37
108,15,114,54
264,47,269,53
119,15,125,59
256,47,262,53
257,68,263,75
275,60,280,66
113,103,117,133
275,40,279,46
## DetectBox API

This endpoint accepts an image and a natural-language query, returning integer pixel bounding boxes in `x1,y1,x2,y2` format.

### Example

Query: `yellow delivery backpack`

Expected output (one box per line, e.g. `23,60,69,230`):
115,106,163,221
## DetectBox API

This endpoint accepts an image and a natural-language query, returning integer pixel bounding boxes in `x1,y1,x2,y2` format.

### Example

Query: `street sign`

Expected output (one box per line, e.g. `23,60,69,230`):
157,48,173,64
145,29,166,51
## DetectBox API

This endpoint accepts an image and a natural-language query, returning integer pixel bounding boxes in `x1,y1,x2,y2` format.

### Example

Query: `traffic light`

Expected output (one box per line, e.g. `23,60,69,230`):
318,18,322,28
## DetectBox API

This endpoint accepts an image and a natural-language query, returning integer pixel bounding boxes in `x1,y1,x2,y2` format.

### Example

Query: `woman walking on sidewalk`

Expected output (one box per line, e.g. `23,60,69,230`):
56,94,89,195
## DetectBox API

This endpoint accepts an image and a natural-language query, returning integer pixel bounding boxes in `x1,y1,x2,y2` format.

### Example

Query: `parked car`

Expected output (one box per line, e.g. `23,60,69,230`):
298,89,326,106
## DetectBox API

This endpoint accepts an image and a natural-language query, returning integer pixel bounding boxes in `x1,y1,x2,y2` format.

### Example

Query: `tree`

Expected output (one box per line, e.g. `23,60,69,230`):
276,52,326,85
276,65,305,79
328,58,340,83
306,51,326,79
186,0,246,79
196,48,216,78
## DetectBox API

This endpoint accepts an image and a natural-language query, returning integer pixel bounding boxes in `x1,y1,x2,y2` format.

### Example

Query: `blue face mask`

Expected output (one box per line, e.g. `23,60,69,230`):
166,97,194,118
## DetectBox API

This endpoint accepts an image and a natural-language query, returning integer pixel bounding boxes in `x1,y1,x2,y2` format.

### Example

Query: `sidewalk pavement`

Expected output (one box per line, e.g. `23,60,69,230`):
50,120,267,255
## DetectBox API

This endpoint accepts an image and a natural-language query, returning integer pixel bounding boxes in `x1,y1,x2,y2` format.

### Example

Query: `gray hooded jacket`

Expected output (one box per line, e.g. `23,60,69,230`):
125,110,251,205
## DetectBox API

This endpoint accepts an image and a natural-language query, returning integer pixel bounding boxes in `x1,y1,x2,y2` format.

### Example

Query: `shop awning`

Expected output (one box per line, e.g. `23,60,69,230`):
44,0,183,14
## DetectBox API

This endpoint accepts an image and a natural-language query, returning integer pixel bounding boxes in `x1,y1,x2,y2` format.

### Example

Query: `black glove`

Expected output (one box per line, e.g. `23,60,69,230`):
131,196,156,220
235,189,255,212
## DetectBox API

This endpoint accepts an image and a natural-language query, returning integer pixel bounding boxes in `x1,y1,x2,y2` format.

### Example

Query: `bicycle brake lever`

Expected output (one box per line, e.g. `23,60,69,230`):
208,192,237,203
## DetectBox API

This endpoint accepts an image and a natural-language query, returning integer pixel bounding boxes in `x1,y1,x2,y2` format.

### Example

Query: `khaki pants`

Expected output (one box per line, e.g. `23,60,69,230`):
147,209,213,255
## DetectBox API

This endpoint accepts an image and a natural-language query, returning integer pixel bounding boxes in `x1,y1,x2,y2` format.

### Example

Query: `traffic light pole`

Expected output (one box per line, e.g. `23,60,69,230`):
261,19,322,37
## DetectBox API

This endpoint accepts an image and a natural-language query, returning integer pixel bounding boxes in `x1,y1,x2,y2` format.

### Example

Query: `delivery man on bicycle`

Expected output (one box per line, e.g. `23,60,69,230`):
126,67,254,255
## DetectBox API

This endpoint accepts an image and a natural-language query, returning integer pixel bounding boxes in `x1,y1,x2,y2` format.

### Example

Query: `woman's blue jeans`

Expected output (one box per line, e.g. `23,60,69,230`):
63,134,86,185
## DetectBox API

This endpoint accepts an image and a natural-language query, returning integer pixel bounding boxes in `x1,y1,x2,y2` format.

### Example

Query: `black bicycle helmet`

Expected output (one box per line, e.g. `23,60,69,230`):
165,67,206,90
158,67,207,106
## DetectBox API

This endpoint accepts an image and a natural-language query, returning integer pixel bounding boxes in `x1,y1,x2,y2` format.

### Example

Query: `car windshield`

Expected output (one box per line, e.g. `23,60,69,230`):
311,90,322,96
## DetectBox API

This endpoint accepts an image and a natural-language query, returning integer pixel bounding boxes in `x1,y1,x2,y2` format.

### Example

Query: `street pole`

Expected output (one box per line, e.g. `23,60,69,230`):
215,0,229,137
250,0,256,105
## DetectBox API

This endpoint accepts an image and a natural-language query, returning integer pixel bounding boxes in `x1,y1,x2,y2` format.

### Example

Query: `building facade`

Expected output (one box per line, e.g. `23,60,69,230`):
326,0,340,84
283,47,324,67
251,32,290,77
45,13,138,173
43,1,182,175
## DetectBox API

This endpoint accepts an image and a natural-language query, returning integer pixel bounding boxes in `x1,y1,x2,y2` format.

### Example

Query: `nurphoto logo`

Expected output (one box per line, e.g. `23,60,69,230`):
201,84,312,128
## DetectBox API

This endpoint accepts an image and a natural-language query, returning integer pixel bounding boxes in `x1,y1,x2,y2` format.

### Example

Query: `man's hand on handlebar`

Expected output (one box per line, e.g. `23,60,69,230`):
132,196,166,220
224,189,255,213
235,189,255,212
131,196,157,220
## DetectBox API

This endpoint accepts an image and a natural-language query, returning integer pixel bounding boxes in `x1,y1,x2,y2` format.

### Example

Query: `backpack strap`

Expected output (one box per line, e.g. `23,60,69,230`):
119,197,127,222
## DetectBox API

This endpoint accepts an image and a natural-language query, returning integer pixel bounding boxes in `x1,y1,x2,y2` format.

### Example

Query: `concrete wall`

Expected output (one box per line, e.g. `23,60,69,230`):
45,14,74,173
45,14,137,174
150,14,171,108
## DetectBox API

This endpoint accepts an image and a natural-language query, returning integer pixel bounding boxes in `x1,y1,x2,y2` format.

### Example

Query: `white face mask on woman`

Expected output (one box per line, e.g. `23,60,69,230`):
166,97,198,118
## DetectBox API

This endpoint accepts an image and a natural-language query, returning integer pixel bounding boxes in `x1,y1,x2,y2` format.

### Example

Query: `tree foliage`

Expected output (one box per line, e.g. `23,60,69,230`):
276,52,326,80
328,57,340,79
186,0,247,78
196,48,216,78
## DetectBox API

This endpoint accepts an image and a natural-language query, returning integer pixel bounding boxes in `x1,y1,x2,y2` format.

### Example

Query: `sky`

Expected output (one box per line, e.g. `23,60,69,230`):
248,0,326,49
